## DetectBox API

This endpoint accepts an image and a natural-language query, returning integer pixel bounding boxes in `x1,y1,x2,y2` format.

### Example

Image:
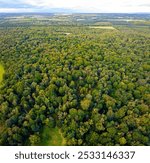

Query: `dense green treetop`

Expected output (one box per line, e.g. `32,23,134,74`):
0,25,149,145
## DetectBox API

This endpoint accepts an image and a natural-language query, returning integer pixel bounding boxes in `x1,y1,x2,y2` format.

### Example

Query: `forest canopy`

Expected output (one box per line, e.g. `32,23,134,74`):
0,14,150,146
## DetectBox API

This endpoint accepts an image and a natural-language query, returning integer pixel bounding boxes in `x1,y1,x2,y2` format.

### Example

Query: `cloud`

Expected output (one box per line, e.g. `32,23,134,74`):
138,4,150,7
0,0,150,13
0,0,35,9
0,8,35,13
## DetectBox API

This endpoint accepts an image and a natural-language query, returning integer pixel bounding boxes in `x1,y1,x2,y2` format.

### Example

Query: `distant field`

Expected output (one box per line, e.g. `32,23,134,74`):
0,65,4,83
89,26,116,30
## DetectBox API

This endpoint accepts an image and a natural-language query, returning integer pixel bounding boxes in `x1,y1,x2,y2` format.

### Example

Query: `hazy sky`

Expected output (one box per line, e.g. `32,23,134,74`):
0,0,150,13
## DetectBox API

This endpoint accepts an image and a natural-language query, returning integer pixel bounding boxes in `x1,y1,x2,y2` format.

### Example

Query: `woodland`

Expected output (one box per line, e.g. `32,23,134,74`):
0,14,150,145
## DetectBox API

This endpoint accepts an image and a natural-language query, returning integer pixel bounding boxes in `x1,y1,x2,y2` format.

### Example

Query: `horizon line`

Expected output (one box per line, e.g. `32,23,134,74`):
0,12,150,14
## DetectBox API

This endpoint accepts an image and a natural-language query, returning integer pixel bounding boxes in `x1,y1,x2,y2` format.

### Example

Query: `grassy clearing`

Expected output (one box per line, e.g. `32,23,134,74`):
0,64,4,83
39,127,66,146
89,26,116,30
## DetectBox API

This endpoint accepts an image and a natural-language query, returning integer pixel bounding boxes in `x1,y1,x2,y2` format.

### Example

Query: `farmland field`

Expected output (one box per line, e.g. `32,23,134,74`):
89,26,116,30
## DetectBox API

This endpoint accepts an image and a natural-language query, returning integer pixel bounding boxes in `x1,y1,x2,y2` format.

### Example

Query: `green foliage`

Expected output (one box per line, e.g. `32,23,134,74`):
81,98,91,111
119,137,127,145
0,20,149,146
0,65,4,83
29,134,40,146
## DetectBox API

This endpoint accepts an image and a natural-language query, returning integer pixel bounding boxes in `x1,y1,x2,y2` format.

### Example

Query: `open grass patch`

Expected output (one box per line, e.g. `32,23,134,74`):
39,127,66,146
0,64,4,83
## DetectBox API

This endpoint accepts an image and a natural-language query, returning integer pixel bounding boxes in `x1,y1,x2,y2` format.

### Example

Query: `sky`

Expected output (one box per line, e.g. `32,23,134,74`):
0,0,150,13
